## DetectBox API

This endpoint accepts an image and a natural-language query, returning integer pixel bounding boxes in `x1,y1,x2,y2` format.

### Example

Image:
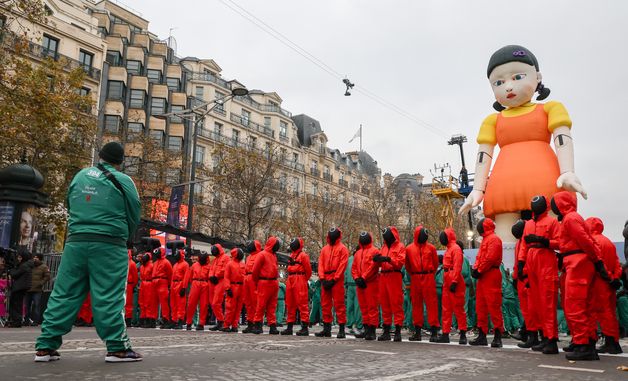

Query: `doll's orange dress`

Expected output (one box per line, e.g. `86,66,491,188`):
477,101,571,218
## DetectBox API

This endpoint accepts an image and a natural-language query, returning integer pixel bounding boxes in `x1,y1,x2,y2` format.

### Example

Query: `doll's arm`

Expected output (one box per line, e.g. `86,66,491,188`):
459,143,494,214
553,126,587,199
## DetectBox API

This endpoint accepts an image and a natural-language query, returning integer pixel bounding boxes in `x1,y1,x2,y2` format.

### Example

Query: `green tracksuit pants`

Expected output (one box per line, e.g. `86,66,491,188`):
36,241,132,352
345,284,363,329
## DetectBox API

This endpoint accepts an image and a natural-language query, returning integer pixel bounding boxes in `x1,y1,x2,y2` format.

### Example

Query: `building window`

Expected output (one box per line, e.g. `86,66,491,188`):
166,168,180,185
280,148,287,160
167,136,183,152
42,34,59,59
248,135,257,148
129,89,145,109
77,87,90,96
151,98,167,115
78,49,93,72
123,156,140,176
241,109,250,126
104,115,120,134
105,50,122,66
195,145,205,165
232,129,240,143
324,187,330,202
279,174,287,191
214,122,223,136
170,105,184,123
293,177,300,195
311,182,318,196
166,77,180,91
293,153,299,162
150,129,164,146
215,91,225,113
195,86,204,100
127,122,144,135
126,60,142,75
280,121,288,138
147,69,161,83
311,160,318,170
264,117,271,128
106,81,125,100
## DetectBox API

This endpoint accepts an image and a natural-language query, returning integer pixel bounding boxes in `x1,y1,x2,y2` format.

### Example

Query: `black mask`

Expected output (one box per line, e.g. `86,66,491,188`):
520,210,533,221
477,218,486,235
210,246,220,256
456,240,465,251
359,231,372,246
511,219,526,239
245,240,257,254
272,239,282,253
289,238,301,252
328,228,340,245
417,228,429,244
439,231,448,246
235,248,244,261
550,198,563,221
199,253,208,265
531,195,547,218
142,253,150,264
382,227,395,247
151,249,161,261
173,251,181,261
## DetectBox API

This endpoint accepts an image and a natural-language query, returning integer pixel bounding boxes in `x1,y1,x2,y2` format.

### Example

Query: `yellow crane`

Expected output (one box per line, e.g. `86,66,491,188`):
430,163,464,228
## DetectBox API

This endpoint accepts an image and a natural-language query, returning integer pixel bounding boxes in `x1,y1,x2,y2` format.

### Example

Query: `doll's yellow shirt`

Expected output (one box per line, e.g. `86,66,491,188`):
476,101,572,145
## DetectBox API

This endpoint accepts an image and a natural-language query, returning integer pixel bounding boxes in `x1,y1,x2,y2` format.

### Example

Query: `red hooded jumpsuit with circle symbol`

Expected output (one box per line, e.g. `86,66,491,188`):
139,255,156,319
243,240,262,322
170,250,189,322
209,244,229,322
522,204,560,340
405,226,439,329
183,257,210,326
587,217,623,341
473,219,504,333
378,226,406,327
553,191,603,345
125,250,138,319
152,248,173,321
441,228,467,334
351,233,380,327
252,237,280,325
318,229,349,324
224,248,245,329
286,238,312,325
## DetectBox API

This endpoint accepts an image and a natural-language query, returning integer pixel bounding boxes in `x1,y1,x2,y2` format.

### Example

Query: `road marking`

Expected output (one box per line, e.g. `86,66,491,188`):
448,357,494,363
364,364,457,381
354,349,397,355
538,364,604,373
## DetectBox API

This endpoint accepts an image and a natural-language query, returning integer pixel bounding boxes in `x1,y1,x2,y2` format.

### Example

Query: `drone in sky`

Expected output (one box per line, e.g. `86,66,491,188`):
343,78,354,96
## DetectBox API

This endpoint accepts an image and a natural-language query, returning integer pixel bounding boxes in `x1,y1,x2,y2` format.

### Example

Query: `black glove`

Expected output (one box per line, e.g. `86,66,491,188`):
594,260,610,281
525,282,530,289
226,289,233,297
512,278,518,289
449,283,457,293
179,288,186,297
323,279,336,290
610,278,622,290
372,254,384,263
382,256,391,263
557,254,564,271
355,277,367,289
288,258,296,266
524,234,550,247
517,261,525,277
209,276,219,285
471,269,481,279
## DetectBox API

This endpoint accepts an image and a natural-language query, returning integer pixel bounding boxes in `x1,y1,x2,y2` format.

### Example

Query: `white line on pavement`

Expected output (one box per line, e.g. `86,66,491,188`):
538,364,604,373
354,349,397,355
364,364,457,381
0,342,231,356
447,357,494,363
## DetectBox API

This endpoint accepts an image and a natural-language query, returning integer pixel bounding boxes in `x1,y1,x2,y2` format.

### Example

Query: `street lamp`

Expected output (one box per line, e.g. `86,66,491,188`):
154,86,248,235
466,229,474,249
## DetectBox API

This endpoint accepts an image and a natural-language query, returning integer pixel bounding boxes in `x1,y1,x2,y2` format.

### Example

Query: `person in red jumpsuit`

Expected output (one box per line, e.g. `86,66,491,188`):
316,227,349,338
151,247,173,329
282,237,312,336
138,252,156,328
242,240,262,333
352,232,380,341
436,228,467,344
374,226,406,342
511,219,537,347
586,217,623,354
183,252,210,330
405,226,439,342
520,196,561,354
469,218,504,348
251,236,281,335
170,248,189,330
76,293,93,326
125,248,138,327
551,191,609,361
223,248,245,333
208,244,229,331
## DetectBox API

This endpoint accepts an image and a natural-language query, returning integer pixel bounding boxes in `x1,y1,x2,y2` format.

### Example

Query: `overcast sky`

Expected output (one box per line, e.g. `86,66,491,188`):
130,0,628,240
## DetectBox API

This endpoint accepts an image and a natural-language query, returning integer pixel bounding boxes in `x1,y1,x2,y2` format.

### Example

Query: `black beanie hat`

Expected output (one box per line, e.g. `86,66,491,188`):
99,142,124,165
487,45,539,78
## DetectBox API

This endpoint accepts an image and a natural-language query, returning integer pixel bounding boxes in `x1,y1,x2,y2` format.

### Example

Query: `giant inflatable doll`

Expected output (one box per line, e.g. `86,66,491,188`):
460,45,587,242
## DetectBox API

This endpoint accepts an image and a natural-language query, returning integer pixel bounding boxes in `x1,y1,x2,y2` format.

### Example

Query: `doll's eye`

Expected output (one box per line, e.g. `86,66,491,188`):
513,73,527,80
493,80,504,87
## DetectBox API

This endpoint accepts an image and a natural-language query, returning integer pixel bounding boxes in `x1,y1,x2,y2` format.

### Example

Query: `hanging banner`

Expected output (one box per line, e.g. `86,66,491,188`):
167,185,185,228
0,202,14,249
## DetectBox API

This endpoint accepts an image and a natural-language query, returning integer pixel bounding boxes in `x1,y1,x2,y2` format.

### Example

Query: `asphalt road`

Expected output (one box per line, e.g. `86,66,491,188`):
1,326,627,380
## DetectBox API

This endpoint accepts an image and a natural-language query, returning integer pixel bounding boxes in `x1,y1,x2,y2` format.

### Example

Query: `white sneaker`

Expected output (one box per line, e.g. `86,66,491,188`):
34,349,60,362
105,350,143,363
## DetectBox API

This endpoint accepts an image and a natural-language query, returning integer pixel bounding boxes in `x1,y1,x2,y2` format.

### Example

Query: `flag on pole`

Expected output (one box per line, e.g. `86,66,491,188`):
348,125,362,143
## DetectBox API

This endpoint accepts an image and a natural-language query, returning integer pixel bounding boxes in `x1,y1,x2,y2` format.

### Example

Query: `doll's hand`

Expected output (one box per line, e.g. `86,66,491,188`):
459,190,484,215
556,172,588,200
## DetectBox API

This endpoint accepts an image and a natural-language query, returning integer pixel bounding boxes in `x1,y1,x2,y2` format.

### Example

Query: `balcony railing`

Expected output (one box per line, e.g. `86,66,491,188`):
323,173,333,182
310,168,320,177
284,160,305,172
339,179,348,187
230,113,274,137
279,134,289,142
190,72,231,90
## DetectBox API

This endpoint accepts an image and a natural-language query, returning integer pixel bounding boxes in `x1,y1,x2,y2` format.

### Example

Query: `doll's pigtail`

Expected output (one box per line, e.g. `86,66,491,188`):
536,82,551,100
493,101,506,112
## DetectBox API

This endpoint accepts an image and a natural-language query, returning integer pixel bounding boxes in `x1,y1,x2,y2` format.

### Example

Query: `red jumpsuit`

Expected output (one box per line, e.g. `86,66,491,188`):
170,250,190,322
243,241,262,323
553,191,603,345
351,233,380,327
405,226,439,328
285,238,312,325
125,250,138,319
77,293,92,323
522,208,560,340
512,239,536,332
441,228,467,334
473,219,504,333
318,230,349,324
224,249,245,329
184,260,210,326
139,257,156,319
209,244,229,323
152,248,173,321
378,226,406,327
587,217,622,341
253,237,280,325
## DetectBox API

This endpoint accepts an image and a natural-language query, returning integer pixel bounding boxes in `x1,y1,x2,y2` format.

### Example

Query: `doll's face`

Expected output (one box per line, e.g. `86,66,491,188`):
489,61,541,108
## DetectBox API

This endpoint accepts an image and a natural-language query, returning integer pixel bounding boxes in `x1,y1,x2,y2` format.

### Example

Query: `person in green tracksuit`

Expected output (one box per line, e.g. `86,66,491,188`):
309,279,322,326
35,142,142,363
276,281,286,326
345,253,363,335
402,267,414,330
435,255,444,327
500,264,523,333
453,252,475,331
